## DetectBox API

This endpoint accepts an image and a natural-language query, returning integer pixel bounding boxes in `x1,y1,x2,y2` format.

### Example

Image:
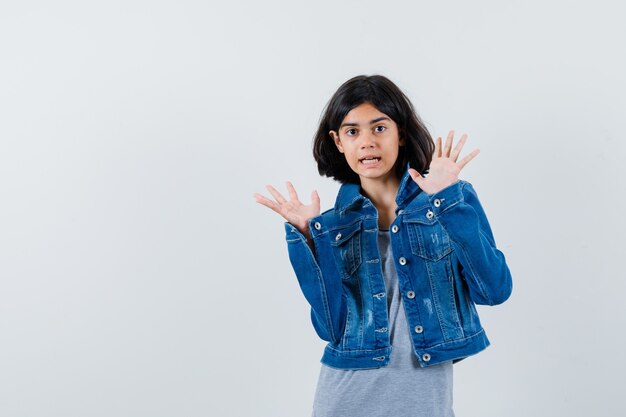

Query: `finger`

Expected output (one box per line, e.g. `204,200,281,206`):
443,130,454,158
434,136,442,158
253,193,282,214
265,184,288,204
286,181,300,202
456,148,480,170
450,133,468,162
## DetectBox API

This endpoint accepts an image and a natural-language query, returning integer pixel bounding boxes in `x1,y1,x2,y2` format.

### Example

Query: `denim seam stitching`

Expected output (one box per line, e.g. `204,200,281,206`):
356,272,364,349
437,198,462,215
302,234,337,342
434,181,465,215
447,256,464,337
325,345,391,354
456,240,491,305
423,328,486,350
341,295,350,350
424,260,450,341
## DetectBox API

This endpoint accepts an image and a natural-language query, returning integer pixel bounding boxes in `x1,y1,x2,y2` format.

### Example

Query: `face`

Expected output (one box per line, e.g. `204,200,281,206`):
329,102,404,183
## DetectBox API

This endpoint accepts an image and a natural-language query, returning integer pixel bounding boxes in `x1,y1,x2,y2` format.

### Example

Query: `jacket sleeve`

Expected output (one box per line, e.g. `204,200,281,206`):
427,180,513,305
284,221,346,343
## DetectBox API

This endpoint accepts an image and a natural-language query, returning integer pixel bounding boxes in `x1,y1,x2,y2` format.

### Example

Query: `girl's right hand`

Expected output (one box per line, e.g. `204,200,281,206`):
253,181,320,238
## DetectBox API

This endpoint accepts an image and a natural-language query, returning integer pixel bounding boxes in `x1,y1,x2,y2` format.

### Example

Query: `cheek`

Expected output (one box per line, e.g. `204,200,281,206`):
344,152,359,167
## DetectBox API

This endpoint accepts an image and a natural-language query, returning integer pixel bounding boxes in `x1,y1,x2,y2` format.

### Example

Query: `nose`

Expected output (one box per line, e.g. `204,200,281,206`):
360,131,376,148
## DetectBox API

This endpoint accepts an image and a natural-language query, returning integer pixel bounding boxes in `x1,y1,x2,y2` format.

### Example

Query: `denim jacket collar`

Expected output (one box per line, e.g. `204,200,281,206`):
334,161,421,213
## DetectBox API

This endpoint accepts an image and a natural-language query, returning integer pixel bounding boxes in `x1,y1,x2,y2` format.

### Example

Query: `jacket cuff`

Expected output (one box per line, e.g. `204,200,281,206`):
426,180,464,215
284,221,309,243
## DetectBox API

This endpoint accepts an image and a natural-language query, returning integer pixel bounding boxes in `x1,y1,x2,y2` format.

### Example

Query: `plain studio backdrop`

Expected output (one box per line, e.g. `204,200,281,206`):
1,1,624,416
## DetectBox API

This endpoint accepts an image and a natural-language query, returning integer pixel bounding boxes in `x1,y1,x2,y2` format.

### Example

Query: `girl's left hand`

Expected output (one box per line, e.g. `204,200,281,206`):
408,130,480,195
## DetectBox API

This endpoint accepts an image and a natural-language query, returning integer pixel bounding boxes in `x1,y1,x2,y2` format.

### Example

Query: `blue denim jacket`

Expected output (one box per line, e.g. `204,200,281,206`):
284,161,513,370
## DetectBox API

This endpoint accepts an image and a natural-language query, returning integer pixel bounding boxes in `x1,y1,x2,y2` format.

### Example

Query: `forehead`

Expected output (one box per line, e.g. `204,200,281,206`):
340,103,395,128
343,103,388,121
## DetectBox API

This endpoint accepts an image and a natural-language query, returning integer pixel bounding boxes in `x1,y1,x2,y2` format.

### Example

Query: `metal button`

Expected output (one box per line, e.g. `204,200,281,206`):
335,232,342,241
391,225,399,233
433,199,441,207
314,222,321,230
426,210,434,219
406,291,415,299
399,257,407,265
414,325,423,333
422,353,431,362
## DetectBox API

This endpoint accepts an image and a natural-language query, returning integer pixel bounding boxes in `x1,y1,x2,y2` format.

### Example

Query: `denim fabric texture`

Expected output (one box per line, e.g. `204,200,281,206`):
284,161,513,370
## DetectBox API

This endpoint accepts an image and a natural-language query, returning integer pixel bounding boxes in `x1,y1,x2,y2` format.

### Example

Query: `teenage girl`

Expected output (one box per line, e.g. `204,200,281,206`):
253,74,511,417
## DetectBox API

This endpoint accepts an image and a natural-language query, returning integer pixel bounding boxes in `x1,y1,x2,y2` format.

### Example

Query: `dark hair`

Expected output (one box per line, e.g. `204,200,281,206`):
313,74,434,184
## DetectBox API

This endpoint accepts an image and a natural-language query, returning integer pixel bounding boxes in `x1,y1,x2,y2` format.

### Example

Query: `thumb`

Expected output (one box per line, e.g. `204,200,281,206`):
311,190,321,209
408,168,423,185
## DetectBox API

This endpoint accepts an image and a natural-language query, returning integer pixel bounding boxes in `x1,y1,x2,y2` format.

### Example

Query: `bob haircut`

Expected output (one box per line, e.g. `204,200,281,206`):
313,74,435,185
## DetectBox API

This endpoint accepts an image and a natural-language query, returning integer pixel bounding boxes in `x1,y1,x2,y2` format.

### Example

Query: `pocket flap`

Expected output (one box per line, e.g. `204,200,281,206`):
330,220,362,246
402,209,438,226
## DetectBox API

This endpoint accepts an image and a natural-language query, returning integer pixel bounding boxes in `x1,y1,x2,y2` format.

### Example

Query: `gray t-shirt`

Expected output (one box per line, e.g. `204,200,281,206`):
311,229,455,417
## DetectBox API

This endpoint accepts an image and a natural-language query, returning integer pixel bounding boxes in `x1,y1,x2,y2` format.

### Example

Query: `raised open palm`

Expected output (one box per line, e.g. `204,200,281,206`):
408,130,480,195
253,181,320,238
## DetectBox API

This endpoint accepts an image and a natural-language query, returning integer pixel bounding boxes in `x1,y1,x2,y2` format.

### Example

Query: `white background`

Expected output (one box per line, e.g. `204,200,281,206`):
1,1,625,416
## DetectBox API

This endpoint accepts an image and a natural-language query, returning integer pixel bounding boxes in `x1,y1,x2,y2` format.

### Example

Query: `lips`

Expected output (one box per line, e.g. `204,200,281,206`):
359,155,382,166
359,155,381,162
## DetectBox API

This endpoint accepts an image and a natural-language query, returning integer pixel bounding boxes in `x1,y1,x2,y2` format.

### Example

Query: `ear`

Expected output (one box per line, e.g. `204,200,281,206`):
399,131,406,146
329,130,344,153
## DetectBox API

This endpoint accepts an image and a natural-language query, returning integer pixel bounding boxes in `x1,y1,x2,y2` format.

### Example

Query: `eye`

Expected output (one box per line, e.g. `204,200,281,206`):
375,125,386,133
346,128,358,136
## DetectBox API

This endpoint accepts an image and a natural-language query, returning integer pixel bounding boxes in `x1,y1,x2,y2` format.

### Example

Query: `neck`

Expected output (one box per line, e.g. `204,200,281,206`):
359,174,401,213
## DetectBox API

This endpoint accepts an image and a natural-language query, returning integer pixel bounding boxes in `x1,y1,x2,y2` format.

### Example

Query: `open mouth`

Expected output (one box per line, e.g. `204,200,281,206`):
359,157,381,165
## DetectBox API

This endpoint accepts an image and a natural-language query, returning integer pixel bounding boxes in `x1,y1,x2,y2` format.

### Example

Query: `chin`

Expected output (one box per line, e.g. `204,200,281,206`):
359,168,393,180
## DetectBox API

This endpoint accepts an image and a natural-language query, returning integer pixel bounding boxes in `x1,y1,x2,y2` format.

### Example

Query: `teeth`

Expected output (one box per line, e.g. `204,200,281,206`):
361,158,380,164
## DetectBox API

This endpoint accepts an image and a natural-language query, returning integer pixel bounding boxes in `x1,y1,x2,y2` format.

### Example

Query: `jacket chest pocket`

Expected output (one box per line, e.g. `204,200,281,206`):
403,212,452,262
330,220,363,280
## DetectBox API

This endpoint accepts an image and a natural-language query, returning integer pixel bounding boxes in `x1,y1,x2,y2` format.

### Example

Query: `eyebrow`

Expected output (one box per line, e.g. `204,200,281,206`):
340,116,391,129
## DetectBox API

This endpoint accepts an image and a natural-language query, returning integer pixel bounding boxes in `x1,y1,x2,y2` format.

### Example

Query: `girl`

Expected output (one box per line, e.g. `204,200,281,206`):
253,74,512,417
